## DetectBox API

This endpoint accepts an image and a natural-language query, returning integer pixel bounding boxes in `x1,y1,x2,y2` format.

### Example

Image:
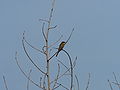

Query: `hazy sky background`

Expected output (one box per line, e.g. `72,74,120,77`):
0,0,120,90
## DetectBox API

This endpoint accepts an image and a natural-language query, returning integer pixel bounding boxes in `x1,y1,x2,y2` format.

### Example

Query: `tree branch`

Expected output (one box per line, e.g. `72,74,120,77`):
27,69,32,90
85,73,91,90
15,52,44,89
3,76,9,90
113,72,120,89
62,49,73,90
22,33,46,75
52,64,60,89
57,59,69,72
48,35,63,48
51,57,76,85
53,82,69,90
24,38,44,54
65,28,74,45
108,80,114,90
75,75,80,90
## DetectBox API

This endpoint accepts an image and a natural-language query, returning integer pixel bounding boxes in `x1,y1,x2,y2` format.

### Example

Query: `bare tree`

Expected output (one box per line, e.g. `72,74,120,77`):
3,0,94,90
14,0,79,90
4,0,120,90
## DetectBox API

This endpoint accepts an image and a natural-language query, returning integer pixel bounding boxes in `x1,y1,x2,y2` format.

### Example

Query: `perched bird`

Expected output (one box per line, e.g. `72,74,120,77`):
56,41,66,57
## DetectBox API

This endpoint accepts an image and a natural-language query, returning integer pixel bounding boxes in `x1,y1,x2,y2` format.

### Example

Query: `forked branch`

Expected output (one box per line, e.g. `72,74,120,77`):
15,52,44,89
112,72,120,89
22,32,46,75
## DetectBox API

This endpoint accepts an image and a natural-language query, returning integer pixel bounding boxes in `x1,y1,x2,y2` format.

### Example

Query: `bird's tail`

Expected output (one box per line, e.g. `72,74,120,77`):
56,51,60,57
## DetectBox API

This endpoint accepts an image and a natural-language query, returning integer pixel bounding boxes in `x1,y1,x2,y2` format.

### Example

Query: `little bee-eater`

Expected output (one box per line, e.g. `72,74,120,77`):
56,41,66,57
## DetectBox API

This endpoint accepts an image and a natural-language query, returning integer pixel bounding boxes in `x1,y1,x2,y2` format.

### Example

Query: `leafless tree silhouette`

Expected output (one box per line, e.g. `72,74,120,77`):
15,0,79,90
3,0,93,90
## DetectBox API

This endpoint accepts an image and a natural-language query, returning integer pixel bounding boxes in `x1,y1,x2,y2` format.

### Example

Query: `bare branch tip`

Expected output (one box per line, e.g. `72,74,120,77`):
15,51,18,60
39,19,49,23
30,69,32,73
72,27,75,31
75,56,77,60
22,31,26,40
15,51,17,55
3,75,8,90
3,75,5,79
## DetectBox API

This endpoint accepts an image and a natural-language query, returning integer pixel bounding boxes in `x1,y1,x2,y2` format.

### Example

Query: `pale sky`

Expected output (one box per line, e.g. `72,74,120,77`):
0,0,120,90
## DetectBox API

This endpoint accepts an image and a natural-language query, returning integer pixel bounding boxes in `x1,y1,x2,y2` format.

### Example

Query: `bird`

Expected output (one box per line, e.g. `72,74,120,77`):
56,41,66,57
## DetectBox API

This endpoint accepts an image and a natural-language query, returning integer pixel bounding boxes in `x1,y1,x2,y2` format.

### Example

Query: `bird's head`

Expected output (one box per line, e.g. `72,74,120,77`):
61,41,66,45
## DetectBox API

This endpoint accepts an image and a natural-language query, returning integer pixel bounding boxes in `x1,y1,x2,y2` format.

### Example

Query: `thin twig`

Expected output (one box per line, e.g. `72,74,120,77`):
41,75,47,90
50,58,76,84
52,64,60,89
42,23,47,42
52,84,61,90
112,82,120,85
48,51,57,61
62,49,73,90
65,28,74,44
48,25,57,30
53,82,69,90
73,57,77,67
48,35,63,48
39,18,49,23
27,69,32,90
24,38,44,54
48,0,56,28
3,76,9,90
108,80,114,90
22,33,46,75
57,83,69,90
39,77,42,88
113,72,120,89
85,73,91,90
42,46,47,55
57,59,69,71
43,74,47,90
75,75,80,90
15,52,43,89
50,66,70,84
